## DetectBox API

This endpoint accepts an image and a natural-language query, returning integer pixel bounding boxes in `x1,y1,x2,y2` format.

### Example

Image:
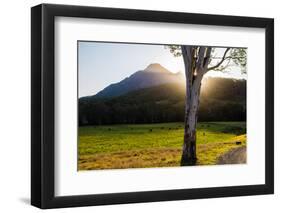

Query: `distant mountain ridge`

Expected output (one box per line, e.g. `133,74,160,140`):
83,63,184,99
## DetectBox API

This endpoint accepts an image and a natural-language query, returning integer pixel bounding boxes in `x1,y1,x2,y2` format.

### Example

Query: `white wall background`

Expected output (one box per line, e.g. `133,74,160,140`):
0,0,279,212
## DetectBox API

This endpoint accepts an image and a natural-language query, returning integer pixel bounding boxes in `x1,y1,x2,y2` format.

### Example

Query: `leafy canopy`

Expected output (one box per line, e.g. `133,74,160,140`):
165,45,247,74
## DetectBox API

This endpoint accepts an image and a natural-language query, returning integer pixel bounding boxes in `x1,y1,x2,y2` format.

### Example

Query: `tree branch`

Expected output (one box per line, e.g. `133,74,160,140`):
196,47,206,69
207,48,230,71
210,56,245,59
203,47,212,69
181,45,193,86
212,57,231,71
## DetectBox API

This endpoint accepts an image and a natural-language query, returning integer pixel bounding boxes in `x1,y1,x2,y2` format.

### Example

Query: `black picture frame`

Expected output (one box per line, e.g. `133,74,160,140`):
31,3,274,209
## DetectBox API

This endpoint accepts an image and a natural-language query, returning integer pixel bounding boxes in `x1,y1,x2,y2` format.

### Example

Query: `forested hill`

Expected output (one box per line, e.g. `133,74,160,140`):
79,77,246,125
82,63,184,99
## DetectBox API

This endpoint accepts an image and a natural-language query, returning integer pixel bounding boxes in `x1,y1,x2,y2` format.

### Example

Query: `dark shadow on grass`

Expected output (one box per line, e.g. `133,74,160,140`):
197,122,246,135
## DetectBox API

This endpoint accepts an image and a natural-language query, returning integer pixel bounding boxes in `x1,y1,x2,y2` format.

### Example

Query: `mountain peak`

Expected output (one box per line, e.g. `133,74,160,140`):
92,63,183,98
144,63,170,73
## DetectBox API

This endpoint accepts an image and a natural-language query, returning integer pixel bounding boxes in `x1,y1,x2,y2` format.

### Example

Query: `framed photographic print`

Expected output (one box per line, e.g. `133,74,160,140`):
31,3,274,209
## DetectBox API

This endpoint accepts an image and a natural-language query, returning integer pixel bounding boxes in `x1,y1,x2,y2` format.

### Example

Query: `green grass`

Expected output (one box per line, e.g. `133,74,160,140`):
78,122,246,170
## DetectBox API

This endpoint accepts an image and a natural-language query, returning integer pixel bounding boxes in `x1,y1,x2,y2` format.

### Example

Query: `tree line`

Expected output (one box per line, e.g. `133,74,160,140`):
79,77,246,126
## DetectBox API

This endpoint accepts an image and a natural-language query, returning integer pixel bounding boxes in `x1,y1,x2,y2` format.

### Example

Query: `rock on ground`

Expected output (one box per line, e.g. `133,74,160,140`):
217,146,246,165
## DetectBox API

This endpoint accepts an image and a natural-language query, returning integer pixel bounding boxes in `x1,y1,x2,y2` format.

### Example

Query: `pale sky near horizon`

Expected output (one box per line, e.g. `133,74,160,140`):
78,41,246,98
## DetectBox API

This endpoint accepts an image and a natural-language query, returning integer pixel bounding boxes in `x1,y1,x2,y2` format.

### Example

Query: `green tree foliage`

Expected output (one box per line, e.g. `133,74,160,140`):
167,46,247,73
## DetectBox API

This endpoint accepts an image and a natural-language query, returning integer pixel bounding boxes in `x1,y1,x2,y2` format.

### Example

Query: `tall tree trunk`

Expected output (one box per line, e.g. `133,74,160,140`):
181,73,203,165
180,46,211,166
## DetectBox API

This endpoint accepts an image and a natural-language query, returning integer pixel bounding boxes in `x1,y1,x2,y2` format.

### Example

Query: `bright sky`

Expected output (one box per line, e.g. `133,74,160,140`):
78,41,246,97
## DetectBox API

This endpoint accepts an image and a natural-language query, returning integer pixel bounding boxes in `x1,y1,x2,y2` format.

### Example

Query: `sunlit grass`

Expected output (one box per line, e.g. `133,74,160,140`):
78,122,246,170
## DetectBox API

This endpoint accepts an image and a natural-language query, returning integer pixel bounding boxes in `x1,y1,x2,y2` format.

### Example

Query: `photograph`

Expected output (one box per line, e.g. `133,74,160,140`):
78,41,247,170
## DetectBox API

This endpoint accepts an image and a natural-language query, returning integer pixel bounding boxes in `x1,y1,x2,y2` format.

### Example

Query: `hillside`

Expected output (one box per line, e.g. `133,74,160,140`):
79,77,246,125
82,63,184,99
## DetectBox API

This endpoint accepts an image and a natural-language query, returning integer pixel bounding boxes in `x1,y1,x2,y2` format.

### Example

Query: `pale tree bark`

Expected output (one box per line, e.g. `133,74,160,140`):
181,46,212,166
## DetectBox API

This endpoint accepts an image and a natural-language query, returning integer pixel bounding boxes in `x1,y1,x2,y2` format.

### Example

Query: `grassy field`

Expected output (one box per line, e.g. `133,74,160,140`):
78,122,246,170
